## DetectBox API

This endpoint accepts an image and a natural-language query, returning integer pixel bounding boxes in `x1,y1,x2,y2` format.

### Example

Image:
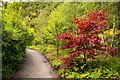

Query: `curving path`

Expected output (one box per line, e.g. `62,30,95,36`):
12,49,57,79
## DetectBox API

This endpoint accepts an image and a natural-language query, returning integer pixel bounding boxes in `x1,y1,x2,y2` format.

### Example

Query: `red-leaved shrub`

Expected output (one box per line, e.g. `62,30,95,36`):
56,10,117,68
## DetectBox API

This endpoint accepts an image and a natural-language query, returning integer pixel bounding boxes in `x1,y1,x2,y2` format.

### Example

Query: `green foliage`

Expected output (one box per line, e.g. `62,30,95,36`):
103,29,120,48
52,59,62,69
58,57,120,78
2,2,35,79
46,51,58,61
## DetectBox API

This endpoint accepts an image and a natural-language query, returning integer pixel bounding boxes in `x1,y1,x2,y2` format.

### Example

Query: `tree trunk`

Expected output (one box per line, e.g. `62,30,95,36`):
112,15,116,47
56,47,59,58
56,41,60,58
84,53,87,66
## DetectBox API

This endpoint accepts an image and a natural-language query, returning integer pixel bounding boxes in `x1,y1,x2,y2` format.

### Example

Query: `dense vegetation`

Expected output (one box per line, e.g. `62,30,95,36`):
2,2,35,79
1,2,120,79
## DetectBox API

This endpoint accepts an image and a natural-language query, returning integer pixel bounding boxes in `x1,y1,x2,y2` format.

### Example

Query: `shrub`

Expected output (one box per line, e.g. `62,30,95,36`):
52,59,62,69
56,10,117,69
2,3,35,79
59,57,120,78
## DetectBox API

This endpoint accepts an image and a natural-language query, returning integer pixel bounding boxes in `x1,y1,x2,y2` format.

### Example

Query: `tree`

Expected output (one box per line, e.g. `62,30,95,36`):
56,10,117,69
21,2,61,49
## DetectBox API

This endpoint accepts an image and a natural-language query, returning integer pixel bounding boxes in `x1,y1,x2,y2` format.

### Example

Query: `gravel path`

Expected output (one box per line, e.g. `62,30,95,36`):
12,49,57,79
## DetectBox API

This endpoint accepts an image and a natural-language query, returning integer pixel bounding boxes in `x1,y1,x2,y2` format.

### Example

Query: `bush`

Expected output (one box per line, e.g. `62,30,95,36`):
2,3,35,79
56,10,117,69
58,57,120,79
52,59,62,69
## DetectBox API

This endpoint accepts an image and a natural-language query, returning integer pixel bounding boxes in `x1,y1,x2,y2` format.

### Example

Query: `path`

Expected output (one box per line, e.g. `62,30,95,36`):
12,49,57,79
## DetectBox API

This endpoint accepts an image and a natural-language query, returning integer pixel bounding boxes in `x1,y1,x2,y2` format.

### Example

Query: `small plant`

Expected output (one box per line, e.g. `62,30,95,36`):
52,59,62,69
